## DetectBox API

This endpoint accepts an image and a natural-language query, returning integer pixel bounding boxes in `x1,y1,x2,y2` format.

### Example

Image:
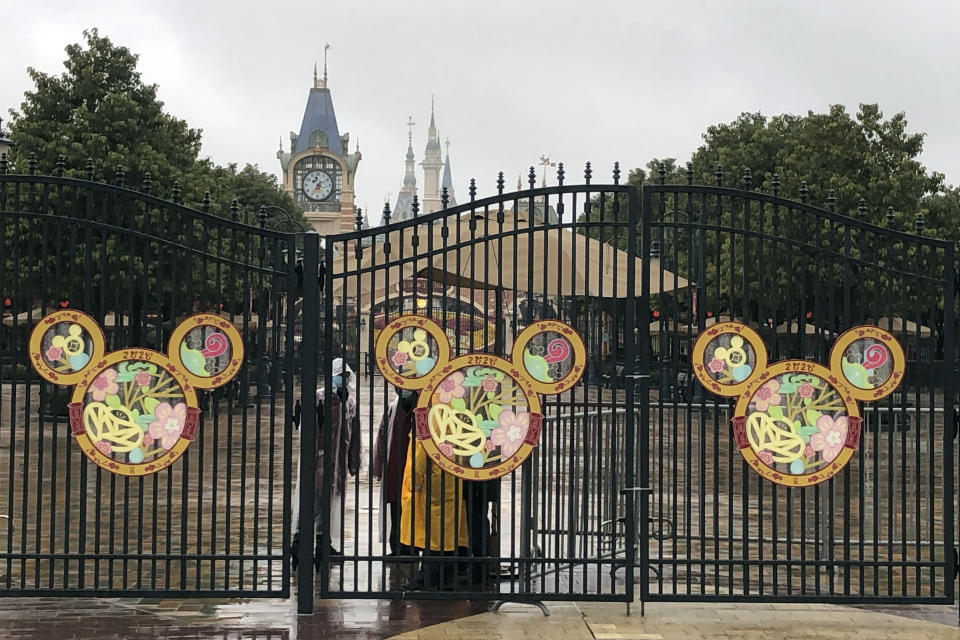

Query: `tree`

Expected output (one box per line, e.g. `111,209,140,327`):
6,28,305,228
1,30,306,330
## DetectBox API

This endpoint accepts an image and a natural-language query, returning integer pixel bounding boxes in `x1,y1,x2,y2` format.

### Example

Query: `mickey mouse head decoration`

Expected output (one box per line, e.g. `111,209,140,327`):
375,315,586,480
692,322,905,487
30,311,243,476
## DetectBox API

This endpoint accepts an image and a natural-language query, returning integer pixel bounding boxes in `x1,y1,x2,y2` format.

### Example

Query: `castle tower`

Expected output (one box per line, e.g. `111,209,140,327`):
420,98,443,214
441,138,456,207
393,117,418,222
277,48,361,235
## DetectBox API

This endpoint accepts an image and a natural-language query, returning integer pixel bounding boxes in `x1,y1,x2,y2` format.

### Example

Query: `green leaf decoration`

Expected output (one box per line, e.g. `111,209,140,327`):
792,420,801,432
799,426,819,436
142,396,160,415
136,414,155,426
463,376,482,388
115,362,135,382
486,391,495,399
479,420,499,435
488,404,503,421
805,409,822,427
105,394,122,408
767,405,784,419
779,376,798,394
450,397,466,411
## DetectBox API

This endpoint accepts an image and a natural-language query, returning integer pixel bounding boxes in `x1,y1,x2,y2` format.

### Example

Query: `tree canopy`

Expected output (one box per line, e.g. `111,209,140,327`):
5,28,304,226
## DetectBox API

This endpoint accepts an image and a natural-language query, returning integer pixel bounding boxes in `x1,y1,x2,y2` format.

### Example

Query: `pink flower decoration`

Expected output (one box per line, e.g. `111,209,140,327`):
757,450,773,465
438,442,455,459
753,379,782,412
148,402,187,450
490,410,529,458
804,445,815,458
90,368,119,402
707,357,725,374
436,371,466,404
809,414,848,462
481,375,498,392
798,382,815,399
45,345,63,362
391,350,409,368
484,439,496,452
95,440,112,455
134,371,153,387
143,433,155,447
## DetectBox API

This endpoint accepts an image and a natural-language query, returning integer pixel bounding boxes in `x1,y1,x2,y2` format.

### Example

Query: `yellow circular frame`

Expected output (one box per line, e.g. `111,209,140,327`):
415,354,542,480
511,320,586,395
733,360,861,487
374,314,450,390
829,325,906,401
167,313,245,390
69,348,199,477
29,310,107,386
691,322,768,397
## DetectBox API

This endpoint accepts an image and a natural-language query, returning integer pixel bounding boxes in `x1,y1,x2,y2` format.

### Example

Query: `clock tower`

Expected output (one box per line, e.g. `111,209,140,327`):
277,52,361,235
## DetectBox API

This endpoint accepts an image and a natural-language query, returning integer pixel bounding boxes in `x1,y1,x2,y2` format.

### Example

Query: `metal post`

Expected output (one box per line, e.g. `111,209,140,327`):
296,230,320,614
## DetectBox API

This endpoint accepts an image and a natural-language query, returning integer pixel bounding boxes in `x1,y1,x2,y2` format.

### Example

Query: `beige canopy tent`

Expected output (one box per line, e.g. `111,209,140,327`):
330,210,688,298
874,316,933,338
649,315,733,336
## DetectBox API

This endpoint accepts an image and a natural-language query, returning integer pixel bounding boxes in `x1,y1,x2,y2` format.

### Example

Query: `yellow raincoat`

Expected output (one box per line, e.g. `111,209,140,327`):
399,440,469,551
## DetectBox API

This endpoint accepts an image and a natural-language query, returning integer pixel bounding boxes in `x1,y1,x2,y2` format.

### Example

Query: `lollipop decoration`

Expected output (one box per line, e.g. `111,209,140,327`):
30,311,244,476
693,322,905,487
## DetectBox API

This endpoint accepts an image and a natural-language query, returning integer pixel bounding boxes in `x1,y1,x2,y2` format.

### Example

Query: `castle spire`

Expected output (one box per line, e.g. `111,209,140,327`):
322,43,331,88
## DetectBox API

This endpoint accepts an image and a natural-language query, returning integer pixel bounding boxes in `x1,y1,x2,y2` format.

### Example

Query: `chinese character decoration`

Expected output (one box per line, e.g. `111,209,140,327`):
30,311,243,476
692,322,905,487
374,315,586,480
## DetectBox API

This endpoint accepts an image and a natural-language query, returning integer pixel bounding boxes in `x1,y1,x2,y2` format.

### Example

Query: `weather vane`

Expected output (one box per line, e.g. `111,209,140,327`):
539,154,556,187
322,43,332,88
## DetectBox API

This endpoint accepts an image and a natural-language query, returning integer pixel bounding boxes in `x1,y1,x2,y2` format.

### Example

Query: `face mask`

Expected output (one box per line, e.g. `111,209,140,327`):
333,374,342,389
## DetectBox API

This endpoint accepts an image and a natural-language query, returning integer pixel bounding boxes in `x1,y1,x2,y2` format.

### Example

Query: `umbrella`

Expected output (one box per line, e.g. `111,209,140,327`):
331,210,688,298
874,316,933,338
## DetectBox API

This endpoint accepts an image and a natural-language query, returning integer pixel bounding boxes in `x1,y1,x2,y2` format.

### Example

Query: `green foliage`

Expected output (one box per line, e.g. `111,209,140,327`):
6,28,304,228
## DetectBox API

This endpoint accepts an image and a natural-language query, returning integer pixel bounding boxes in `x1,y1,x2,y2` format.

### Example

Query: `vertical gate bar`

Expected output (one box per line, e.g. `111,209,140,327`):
281,232,297,597
943,242,956,602
297,230,320,613
640,185,652,606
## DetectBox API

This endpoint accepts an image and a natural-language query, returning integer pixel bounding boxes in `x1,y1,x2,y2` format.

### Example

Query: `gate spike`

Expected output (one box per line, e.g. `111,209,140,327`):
611,162,618,185
657,162,665,185
411,194,420,217
382,201,392,226
528,166,536,190
557,162,566,186
742,167,752,190
172,181,182,204
141,172,152,194
441,186,449,209
355,206,363,230
496,171,505,195
257,205,268,228
469,178,477,201
55,154,66,177
715,164,723,187
584,161,592,185
28,152,37,175
230,197,239,220
201,190,211,213
114,163,124,186
85,157,95,181
886,206,895,227
799,182,809,204
914,212,925,234
0,153,7,175
686,161,694,185
826,189,836,212
857,198,867,220
771,172,781,197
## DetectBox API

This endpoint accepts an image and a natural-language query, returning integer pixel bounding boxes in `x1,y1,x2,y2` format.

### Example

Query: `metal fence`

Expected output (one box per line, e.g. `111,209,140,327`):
0,165,300,597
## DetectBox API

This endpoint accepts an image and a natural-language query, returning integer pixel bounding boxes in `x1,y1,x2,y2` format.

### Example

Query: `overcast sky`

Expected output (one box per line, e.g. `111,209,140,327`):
3,0,958,223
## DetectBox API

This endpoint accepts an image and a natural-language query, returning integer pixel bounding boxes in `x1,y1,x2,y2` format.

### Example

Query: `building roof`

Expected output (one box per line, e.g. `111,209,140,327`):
294,88,343,155
442,154,456,206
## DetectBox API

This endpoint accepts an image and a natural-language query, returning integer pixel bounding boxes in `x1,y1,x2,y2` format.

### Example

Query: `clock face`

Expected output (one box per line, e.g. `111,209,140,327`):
302,170,333,201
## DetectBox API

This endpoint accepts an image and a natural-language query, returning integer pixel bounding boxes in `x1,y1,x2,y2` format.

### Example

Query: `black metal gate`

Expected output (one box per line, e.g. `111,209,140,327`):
0,163,300,597
307,167,640,609
641,175,956,604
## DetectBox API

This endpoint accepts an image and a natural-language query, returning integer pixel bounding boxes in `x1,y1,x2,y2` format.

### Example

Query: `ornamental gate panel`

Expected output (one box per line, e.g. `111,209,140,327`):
306,175,641,610
0,169,303,598
641,181,956,604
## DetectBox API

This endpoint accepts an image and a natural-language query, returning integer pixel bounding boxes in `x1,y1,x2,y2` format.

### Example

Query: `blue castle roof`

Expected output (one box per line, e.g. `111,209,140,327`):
295,88,342,155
